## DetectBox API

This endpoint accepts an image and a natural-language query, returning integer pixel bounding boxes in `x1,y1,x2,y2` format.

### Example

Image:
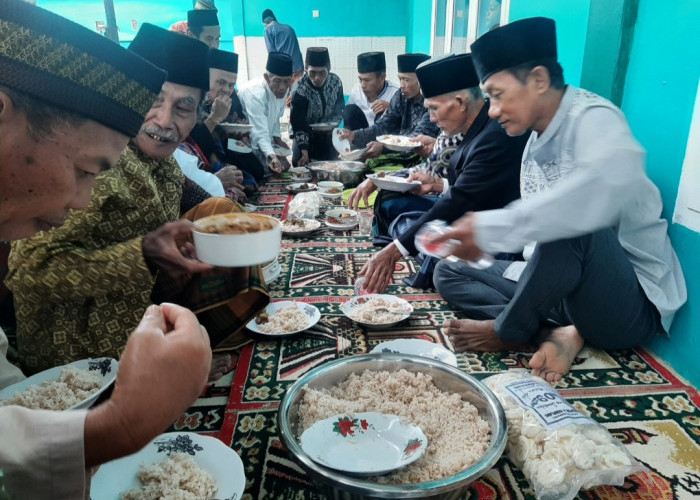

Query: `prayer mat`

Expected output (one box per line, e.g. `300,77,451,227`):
172,178,700,500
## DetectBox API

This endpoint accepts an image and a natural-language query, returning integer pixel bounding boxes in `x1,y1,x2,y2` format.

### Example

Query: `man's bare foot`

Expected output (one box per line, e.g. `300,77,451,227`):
208,352,239,383
528,325,584,382
444,319,532,353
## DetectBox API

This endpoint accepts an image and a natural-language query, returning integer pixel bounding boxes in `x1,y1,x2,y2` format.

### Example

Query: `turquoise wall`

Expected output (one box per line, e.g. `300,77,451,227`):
509,0,590,86
622,0,700,388
408,0,433,53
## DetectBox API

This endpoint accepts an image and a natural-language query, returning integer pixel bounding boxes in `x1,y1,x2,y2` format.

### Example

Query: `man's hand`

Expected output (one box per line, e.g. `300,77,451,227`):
84,303,212,466
363,141,384,159
338,129,356,144
216,165,244,186
358,244,403,293
206,95,232,130
142,221,213,278
267,154,284,174
412,135,436,157
298,150,310,166
347,179,377,210
408,172,445,195
429,212,483,261
370,99,390,116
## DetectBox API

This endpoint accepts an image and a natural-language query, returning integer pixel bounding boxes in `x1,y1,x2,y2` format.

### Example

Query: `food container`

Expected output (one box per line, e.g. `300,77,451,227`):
308,161,367,188
317,181,344,193
278,354,507,500
193,213,281,267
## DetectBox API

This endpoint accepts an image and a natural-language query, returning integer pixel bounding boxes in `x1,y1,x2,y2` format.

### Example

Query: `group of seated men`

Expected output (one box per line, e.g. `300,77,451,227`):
0,0,687,497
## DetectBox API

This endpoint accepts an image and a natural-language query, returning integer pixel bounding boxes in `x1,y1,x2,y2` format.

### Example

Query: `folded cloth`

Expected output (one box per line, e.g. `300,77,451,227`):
152,197,270,350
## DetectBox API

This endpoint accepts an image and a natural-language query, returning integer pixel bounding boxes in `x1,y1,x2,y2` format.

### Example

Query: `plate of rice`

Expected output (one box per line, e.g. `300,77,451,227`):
281,218,322,237
0,357,118,411
341,294,413,329
371,339,458,367
246,301,321,337
90,432,245,500
376,134,422,152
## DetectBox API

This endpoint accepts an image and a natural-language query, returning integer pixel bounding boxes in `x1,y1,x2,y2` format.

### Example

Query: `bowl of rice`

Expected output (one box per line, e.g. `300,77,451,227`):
278,354,507,499
192,212,282,267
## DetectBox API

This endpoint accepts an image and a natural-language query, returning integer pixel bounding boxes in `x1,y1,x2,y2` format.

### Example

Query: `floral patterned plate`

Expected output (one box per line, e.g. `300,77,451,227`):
300,412,427,476
0,357,118,410
90,432,245,500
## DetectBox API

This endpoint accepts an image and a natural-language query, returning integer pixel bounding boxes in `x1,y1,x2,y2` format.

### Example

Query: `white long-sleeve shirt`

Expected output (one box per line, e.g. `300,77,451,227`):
347,80,399,127
0,327,89,499
473,87,686,332
237,77,287,158
172,149,225,197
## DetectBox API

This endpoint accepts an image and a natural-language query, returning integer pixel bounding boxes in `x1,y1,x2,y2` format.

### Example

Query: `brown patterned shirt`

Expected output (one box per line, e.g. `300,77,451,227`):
7,143,184,373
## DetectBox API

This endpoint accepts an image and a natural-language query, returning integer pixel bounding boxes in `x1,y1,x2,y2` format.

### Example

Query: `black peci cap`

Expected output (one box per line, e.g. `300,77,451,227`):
357,51,386,73
209,49,238,73
397,53,430,73
416,53,480,98
266,51,293,77
305,47,330,67
188,8,219,28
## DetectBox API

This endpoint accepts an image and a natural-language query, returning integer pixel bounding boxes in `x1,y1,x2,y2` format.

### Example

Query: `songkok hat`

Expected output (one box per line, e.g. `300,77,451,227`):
130,23,209,93
357,52,386,73
470,17,557,83
187,9,219,28
0,0,165,138
416,53,480,98
305,47,330,67
266,51,292,77
209,49,238,73
397,53,430,73
262,9,275,22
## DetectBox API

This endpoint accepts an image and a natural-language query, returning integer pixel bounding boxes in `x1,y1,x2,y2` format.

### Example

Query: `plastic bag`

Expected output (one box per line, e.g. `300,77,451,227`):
484,370,644,500
288,192,323,218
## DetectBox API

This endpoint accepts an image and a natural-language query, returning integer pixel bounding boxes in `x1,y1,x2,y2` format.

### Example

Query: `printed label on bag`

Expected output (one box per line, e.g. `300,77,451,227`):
504,379,592,430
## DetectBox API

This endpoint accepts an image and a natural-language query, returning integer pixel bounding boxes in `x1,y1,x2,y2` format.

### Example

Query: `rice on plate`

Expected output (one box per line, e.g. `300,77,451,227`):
341,294,413,328
246,301,322,336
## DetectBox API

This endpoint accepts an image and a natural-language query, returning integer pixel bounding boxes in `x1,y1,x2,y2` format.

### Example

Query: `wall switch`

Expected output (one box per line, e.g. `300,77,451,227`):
312,10,320,18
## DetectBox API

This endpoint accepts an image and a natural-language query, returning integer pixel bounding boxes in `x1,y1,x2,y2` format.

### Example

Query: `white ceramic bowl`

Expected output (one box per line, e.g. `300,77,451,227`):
193,213,281,267
317,181,344,193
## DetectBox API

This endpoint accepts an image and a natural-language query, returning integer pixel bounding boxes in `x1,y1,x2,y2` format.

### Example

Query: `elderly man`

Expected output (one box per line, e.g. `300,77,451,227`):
340,53,438,160
262,8,304,84
187,8,220,48
430,18,686,382
0,1,210,497
355,54,527,294
238,51,294,174
343,51,400,130
289,47,344,166
7,24,269,374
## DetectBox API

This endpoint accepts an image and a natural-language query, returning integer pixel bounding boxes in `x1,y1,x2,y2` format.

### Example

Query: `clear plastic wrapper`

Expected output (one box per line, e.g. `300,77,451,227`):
288,192,323,219
483,370,645,500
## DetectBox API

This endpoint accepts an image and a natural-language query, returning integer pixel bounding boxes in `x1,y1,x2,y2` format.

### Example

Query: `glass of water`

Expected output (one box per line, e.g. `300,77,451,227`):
358,210,373,236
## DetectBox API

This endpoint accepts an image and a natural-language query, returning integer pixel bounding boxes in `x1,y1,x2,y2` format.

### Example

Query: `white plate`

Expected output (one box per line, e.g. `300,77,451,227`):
220,122,253,133
310,121,340,132
300,412,427,476
366,173,421,193
90,432,245,500
246,301,321,337
227,138,253,153
0,357,118,410
371,339,458,367
341,294,413,329
287,182,317,193
340,147,369,161
325,219,357,230
377,134,421,152
332,128,352,155
274,145,293,156
262,258,282,283
326,208,357,229
281,218,322,237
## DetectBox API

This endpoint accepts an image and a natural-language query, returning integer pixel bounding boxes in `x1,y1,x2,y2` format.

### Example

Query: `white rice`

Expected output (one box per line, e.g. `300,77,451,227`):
1,365,101,410
256,304,309,334
298,369,491,483
346,298,407,324
121,453,218,500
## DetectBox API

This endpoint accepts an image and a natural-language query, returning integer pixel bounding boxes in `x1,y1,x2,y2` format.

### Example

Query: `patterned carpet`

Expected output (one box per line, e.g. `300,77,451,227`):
172,180,700,500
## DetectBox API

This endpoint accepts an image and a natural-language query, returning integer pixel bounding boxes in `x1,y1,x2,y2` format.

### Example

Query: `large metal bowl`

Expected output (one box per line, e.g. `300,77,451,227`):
278,354,507,500
307,161,367,188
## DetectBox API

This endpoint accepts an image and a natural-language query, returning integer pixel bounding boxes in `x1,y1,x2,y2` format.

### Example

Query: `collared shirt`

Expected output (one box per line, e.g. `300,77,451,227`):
347,80,400,126
473,86,687,331
7,143,184,372
352,91,439,148
237,77,287,158
290,72,344,151
263,21,304,73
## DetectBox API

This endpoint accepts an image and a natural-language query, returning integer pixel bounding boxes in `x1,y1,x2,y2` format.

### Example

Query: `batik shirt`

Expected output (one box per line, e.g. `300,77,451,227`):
7,143,184,372
289,72,344,152
410,131,465,179
352,91,439,148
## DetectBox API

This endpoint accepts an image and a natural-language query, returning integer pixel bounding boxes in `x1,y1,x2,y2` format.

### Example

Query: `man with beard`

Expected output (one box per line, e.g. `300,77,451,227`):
7,24,269,375
289,47,344,166
0,1,211,497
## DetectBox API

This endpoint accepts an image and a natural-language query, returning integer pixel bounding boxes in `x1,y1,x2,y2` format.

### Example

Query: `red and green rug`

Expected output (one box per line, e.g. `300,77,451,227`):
172,180,700,500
